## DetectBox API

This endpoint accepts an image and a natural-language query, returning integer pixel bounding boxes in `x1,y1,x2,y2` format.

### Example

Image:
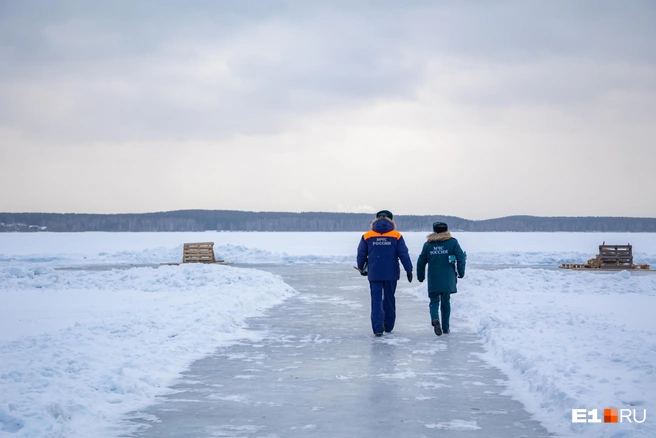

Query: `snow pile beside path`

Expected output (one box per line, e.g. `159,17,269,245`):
408,268,656,438
87,243,353,265
0,264,296,438
468,251,587,266
0,247,180,267
467,251,656,266
2,235,656,268
464,251,656,267
0,244,354,268
213,244,353,264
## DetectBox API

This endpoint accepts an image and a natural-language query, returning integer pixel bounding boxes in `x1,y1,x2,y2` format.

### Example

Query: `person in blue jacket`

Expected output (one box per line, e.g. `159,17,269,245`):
357,210,413,336
416,222,466,336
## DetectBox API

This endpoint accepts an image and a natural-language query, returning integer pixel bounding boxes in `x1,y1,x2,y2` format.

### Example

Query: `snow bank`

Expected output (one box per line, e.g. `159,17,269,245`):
0,264,295,438
2,231,655,268
409,268,656,438
0,244,353,267
3,244,655,269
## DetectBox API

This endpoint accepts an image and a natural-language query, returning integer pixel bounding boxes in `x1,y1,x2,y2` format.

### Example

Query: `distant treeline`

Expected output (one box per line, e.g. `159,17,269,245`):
1,210,656,232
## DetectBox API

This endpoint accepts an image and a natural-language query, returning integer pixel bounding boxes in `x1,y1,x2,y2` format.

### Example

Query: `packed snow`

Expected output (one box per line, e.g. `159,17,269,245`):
1,231,655,437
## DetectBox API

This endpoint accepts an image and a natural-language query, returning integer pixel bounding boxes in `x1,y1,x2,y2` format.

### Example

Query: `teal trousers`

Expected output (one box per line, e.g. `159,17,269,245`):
428,292,451,331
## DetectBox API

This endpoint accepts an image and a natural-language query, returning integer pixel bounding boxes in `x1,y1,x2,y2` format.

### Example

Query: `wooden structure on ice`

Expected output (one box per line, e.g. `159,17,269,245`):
560,243,650,270
161,242,231,265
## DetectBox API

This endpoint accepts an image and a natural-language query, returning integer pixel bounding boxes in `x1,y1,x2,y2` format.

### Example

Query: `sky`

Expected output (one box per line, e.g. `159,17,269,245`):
1,0,655,220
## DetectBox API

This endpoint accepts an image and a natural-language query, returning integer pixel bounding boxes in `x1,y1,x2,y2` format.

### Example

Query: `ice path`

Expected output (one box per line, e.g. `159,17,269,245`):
123,264,551,437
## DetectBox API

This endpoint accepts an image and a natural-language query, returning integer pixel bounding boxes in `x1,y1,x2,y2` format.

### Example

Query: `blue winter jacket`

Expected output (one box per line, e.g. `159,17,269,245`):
357,218,413,281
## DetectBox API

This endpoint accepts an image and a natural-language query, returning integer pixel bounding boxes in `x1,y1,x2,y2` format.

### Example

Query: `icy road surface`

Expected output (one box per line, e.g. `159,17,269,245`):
124,264,551,437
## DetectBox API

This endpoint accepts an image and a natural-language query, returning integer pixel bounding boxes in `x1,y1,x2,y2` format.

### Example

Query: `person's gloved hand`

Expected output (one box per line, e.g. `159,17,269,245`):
458,274,464,279
407,271,413,283
361,270,368,276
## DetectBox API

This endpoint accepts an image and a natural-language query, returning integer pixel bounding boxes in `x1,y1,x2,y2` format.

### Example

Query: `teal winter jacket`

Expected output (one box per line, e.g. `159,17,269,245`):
416,232,466,293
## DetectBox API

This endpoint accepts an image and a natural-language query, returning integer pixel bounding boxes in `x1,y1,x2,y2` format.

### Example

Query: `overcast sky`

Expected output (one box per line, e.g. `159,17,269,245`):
1,0,655,219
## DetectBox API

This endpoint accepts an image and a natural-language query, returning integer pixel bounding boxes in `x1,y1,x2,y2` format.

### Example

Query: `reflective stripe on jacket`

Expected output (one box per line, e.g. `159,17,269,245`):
357,218,413,281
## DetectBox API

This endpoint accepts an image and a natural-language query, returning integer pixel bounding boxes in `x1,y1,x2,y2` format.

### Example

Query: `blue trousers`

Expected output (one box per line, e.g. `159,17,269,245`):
369,280,397,334
429,292,451,331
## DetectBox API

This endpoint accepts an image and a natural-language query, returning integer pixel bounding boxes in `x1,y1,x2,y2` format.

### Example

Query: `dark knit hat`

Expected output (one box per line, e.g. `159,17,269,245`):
376,210,393,220
433,222,448,233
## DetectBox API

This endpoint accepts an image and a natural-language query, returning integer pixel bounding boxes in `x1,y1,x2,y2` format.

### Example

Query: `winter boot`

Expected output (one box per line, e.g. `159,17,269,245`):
432,319,442,336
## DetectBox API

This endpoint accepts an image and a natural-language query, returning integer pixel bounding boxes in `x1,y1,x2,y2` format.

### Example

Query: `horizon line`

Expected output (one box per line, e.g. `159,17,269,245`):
2,210,656,222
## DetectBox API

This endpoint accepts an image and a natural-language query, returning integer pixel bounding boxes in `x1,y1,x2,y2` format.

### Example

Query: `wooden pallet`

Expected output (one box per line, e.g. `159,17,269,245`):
560,264,651,271
161,242,231,265
560,243,650,270
598,244,633,268
183,242,216,263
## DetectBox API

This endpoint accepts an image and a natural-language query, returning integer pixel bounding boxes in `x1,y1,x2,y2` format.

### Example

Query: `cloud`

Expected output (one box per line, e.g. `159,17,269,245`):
2,1,653,144
1,1,655,217
336,204,377,214
0,1,420,142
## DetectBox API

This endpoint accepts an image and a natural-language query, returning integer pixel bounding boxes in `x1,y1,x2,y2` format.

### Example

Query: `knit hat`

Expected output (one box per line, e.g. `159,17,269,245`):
376,210,393,220
433,222,448,233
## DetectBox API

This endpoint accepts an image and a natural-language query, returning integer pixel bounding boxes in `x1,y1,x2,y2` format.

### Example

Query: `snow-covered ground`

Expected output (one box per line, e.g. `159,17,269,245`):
1,231,655,437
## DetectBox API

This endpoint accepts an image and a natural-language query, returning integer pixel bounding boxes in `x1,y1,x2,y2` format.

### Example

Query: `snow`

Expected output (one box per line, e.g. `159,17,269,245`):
1,231,656,437
409,268,656,437
425,419,482,430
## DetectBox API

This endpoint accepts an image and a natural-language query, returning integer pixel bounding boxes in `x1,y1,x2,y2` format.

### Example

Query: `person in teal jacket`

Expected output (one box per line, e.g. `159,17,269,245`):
416,222,466,336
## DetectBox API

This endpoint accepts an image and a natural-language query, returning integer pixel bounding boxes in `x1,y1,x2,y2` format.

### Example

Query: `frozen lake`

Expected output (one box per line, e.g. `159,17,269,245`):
1,231,654,437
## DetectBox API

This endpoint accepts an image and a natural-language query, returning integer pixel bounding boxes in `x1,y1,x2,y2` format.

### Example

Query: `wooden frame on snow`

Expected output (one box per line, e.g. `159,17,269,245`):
161,242,230,265
560,243,650,270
